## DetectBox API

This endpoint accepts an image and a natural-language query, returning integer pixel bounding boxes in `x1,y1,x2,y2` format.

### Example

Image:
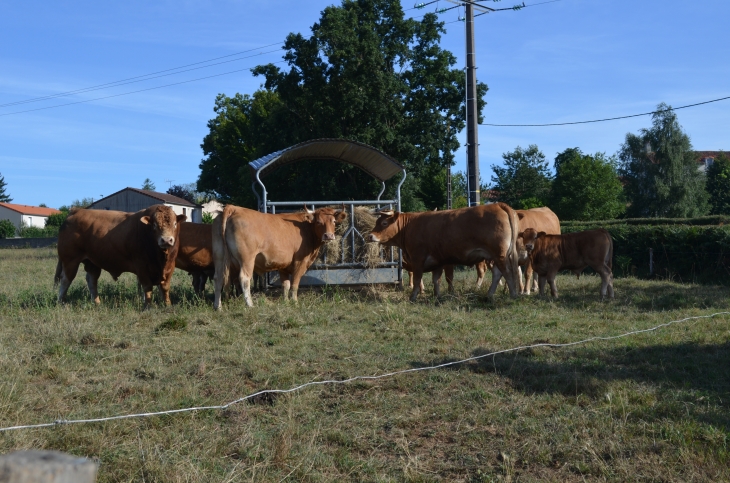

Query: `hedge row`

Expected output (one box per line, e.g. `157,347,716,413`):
560,224,730,284
560,215,730,227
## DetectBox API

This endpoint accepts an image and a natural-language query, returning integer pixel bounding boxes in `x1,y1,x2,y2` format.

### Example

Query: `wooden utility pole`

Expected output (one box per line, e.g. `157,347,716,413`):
464,1,480,206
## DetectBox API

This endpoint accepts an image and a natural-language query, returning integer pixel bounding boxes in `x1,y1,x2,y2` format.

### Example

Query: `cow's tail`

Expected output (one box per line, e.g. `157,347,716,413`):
53,259,63,286
500,202,520,297
604,229,613,270
217,205,236,291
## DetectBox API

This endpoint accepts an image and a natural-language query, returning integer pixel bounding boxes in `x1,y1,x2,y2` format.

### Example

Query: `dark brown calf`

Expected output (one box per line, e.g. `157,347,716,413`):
520,228,614,299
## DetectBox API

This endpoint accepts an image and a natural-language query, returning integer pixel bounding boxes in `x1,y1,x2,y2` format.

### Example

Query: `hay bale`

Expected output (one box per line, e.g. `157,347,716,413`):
316,206,386,266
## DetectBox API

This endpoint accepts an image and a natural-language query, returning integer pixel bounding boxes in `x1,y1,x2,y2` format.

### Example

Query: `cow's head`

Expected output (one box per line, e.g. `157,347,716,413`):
140,205,186,249
367,210,400,244
304,205,347,242
518,228,546,253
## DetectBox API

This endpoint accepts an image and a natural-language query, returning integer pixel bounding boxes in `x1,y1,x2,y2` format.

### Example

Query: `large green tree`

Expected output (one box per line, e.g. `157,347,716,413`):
550,148,625,220
706,152,730,215
618,104,709,217
490,145,552,209
0,172,12,203
197,0,486,208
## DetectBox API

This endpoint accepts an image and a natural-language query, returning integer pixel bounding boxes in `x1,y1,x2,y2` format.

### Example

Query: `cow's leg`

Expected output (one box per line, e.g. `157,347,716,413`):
547,272,559,298
142,284,154,308
488,265,503,298
159,282,172,306
57,261,80,303
84,262,102,305
444,265,455,293
407,271,414,290
280,271,291,301
538,274,547,296
409,269,424,302
524,260,534,295
475,261,486,290
598,265,614,300
432,267,443,298
495,257,519,298
238,264,254,307
608,271,615,299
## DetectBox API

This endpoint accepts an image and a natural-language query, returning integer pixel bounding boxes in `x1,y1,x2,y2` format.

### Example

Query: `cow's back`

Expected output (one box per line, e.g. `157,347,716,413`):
516,207,561,234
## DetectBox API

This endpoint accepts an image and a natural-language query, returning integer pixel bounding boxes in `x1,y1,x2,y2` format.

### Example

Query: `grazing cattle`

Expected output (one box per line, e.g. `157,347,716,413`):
520,228,614,299
213,205,347,309
55,205,185,307
490,207,561,294
367,203,521,301
174,222,217,294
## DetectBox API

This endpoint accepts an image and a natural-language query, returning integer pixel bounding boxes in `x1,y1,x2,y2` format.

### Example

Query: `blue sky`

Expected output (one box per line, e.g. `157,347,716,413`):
1,0,728,208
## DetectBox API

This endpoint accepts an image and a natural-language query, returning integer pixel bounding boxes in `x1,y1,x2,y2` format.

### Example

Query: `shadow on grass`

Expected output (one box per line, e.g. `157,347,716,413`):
414,340,730,430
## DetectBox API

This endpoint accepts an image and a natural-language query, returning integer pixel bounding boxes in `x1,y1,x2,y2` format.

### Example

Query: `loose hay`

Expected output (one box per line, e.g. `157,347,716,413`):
317,206,387,267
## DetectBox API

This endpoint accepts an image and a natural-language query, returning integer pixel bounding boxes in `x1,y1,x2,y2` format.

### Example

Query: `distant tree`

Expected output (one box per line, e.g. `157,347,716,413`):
0,172,12,203
38,203,47,207
202,212,215,224
45,212,68,229
69,198,94,208
0,219,15,238
550,148,625,220
199,0,487,210
490,145,552,209
706,152,730,215
618,104,709,217
167,184,196,204
142,178,156,191
449,170,489,209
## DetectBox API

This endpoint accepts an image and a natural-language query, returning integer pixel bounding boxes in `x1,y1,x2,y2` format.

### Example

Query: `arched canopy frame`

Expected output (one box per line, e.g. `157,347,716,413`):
248,138,406,212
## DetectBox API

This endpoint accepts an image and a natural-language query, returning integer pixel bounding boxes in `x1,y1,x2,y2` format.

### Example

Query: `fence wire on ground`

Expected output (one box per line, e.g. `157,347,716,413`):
1,311,728,433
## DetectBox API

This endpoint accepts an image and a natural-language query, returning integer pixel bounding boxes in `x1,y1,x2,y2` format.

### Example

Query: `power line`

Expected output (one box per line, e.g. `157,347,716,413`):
480,95,730,127
0,45,284,109
0,60,287,117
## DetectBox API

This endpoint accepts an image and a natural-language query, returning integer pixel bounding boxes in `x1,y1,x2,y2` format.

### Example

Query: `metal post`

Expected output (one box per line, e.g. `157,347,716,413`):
447,165,452,210
465,2,481,206
649,248,654,276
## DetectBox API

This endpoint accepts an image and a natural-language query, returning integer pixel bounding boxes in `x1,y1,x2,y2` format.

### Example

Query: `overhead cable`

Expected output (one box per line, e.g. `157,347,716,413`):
480,95,730,127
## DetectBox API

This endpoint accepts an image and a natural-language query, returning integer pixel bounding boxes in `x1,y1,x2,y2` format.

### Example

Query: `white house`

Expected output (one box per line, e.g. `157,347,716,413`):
88,188,203,223
0,203,62,230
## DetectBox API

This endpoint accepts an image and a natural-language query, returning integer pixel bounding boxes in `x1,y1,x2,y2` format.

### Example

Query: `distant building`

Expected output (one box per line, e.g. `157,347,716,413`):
201,199,224,219
695,151,727,172
0,203,61,230
88,187,202,223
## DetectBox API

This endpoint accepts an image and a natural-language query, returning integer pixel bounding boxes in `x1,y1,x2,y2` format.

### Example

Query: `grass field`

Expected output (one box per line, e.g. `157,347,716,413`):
0,247,729,482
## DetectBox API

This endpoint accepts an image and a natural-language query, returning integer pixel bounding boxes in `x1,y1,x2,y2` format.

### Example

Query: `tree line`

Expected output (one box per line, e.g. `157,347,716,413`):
193,0,725,221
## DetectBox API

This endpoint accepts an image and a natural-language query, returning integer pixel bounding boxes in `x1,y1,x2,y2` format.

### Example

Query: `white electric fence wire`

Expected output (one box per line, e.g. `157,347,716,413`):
1,311,727,432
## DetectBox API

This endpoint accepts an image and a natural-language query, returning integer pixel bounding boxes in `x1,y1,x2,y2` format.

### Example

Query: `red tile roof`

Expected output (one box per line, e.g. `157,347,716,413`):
0,203,62,216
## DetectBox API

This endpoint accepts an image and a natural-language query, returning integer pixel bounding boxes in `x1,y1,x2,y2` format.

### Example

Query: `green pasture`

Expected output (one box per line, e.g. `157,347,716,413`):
0,248,729,482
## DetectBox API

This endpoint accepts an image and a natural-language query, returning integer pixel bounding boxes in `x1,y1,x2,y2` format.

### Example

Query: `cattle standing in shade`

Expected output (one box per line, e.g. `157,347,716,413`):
212,205,347,309
367,203,521,301
490,207,561,294
55,205,185,307
519,227,614,299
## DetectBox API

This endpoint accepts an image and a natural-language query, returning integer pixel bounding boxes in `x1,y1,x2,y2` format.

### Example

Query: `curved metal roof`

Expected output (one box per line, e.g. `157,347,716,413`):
248,138,405,182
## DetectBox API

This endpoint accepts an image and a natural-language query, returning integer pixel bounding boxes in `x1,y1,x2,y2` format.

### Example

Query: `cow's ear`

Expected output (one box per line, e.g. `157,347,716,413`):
140,216,151,225
177,214,187,223
537,231,547,239
335,210,347,223
517,231,524,239
517,212,525,220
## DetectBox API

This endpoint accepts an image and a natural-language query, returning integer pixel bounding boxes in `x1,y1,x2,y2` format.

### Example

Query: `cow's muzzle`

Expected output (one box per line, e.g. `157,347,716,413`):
322,232,336,242
159,236,175,248
366,234,379,243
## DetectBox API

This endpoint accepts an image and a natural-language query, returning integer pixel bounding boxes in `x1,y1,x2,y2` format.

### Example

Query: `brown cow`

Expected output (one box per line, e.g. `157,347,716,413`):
175,222,215,294
366,203,521,301
519,227,614,299
55,205,185,306
405,261,487,294
490,207,561,294
213,205,347,309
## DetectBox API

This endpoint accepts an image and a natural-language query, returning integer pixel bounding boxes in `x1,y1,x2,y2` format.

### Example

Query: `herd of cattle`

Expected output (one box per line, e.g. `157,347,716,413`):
53,202,614,309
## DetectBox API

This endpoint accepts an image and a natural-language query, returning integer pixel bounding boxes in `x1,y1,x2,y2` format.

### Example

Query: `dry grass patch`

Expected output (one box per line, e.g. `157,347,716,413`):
0,249,729,481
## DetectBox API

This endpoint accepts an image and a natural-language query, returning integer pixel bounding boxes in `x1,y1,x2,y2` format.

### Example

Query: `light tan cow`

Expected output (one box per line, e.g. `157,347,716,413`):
212,205,347,309
520,227,614,299
367,203,521,301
